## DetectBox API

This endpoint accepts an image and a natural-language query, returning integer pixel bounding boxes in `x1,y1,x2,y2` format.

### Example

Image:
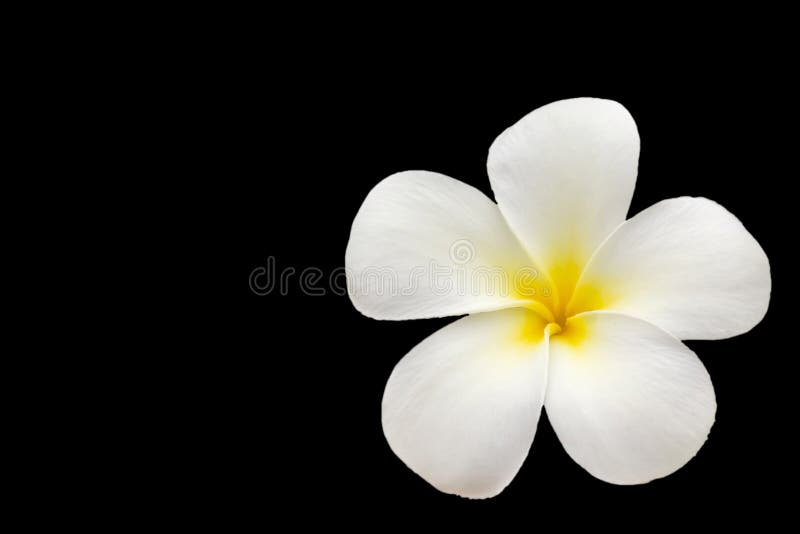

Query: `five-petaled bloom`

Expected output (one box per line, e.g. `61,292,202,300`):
345,98,770,498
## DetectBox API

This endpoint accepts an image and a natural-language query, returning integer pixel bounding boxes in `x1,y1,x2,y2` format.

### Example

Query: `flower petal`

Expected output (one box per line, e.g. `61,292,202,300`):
545,311,716,485
382,308,550,498
346,171,552,320
569,197,771,340
487,98,640,306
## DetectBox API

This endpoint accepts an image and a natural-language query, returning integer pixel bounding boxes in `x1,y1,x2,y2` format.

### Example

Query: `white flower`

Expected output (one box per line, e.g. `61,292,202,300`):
345,98,770,498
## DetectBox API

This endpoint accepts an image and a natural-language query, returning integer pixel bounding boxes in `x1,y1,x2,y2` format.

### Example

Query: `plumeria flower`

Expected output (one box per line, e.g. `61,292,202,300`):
345,98,770,498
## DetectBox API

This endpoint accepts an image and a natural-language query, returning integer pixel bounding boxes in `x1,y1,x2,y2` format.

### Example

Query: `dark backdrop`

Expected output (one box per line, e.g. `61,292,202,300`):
218,54,791,523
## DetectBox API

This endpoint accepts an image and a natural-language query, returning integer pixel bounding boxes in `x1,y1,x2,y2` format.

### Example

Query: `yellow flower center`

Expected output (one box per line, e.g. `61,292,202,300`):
512,258,605,346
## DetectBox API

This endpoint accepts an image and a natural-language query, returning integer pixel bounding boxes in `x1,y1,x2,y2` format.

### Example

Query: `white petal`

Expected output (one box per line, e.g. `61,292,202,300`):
346,171,552,320
569,197,771,340
487,98,640,306
382,308,550,498
545,311,716,485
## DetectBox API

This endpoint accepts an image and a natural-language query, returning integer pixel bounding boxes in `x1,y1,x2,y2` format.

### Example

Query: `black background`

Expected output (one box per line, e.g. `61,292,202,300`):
221,52,791,523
